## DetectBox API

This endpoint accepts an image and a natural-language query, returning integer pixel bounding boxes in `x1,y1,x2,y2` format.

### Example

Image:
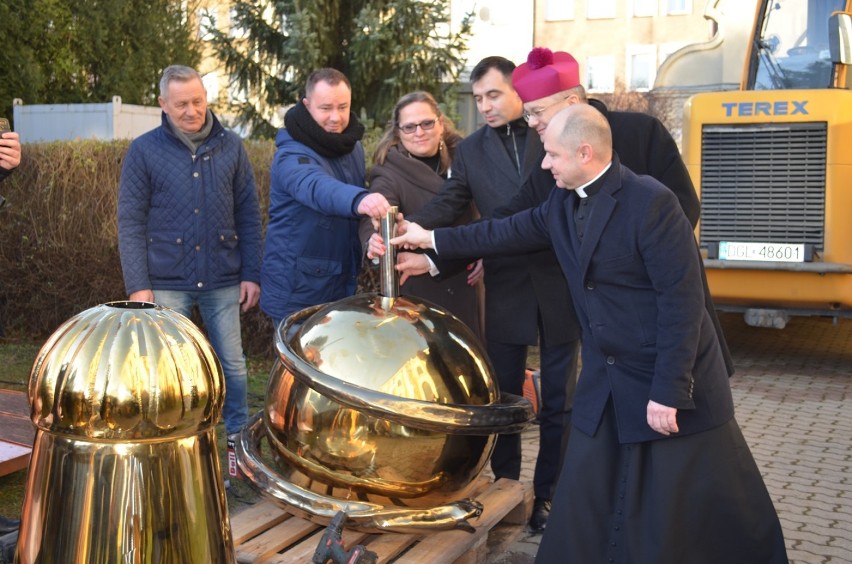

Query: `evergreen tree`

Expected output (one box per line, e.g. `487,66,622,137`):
0,0,201,122
205,0,472,139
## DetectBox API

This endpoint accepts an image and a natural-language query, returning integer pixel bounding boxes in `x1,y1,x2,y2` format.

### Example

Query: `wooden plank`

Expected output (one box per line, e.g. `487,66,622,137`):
0,442,30,476
263,527,370,563
500,478,535,526
393,479,525,563
451,535,487,564
229,478,528,564
259,529,323,564
231,500,290,545
0,417,35,447
362,532,420,564
0,390,34,447
236,514,319,563
0,389,28,416
0,389,33,477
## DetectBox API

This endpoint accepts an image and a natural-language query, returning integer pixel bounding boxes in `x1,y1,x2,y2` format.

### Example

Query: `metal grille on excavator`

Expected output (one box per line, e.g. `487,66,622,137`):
699,122,827,249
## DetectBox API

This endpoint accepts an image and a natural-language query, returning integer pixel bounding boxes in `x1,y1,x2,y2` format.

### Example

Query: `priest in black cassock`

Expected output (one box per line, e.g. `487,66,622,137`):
378,103,788,564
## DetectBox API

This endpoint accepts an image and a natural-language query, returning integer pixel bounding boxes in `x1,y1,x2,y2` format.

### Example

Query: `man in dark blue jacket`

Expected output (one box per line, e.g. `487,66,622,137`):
118,65,262,439
260,68,390,327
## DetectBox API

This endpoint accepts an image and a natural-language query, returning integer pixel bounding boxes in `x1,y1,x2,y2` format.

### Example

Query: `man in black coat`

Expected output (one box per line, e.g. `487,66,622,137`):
504,48,733,377
386,103,787,564
405,56,579,533
393,48,733,533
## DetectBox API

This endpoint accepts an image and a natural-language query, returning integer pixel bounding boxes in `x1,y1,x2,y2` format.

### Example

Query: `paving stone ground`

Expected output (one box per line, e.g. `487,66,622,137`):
491,313,852,563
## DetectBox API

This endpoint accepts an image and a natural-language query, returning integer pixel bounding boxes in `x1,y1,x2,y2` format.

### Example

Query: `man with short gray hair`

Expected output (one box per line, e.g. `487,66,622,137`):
118,64,262,442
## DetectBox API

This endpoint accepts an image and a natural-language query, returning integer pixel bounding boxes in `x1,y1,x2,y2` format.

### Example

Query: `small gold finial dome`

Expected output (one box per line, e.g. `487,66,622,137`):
29,301,224,440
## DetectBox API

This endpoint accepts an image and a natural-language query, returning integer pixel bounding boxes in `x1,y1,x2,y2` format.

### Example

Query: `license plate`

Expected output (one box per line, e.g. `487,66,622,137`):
718,241,805,262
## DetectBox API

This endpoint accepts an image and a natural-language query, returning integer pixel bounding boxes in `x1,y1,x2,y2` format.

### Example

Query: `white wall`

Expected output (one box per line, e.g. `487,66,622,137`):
12,97,161,143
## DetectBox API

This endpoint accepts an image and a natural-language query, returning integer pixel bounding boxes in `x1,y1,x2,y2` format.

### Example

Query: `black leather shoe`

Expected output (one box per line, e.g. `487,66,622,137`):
528,498,551,534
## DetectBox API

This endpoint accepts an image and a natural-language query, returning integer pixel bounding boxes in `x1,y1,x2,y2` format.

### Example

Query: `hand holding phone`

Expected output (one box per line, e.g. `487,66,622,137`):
0,118,21,173
0,118,8,207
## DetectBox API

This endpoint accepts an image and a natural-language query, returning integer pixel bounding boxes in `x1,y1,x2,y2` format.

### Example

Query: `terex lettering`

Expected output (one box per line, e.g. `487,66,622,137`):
720,100,809,117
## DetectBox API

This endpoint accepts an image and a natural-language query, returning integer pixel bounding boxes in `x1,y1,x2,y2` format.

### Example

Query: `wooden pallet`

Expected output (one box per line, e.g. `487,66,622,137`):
0,389,33,477
231,478,532,563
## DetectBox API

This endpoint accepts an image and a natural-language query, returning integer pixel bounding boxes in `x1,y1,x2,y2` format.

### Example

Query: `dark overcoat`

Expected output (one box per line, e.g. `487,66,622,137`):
497,99,734,375
435,158,787,562
435,157,734,442
358,145,481,337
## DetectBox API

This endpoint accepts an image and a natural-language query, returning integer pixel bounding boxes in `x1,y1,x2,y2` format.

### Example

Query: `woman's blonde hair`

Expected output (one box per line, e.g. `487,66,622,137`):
372,91,462,175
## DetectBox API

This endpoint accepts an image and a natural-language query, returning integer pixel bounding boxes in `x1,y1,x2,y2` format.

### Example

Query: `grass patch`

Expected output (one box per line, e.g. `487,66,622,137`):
0,341,42,392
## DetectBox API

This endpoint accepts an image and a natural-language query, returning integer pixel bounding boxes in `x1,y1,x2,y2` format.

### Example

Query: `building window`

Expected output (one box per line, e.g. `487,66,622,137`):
228,73,248,104
586,56,615,92
202,72,220,104
198,8,217,40
626,46,656,91
665,0,691,15
229,7,248,39
632,0,658,17
587,0,617,20
545,0,574,21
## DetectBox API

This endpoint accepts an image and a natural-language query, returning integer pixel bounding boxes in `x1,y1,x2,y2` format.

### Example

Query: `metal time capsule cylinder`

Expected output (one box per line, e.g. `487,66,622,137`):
16,302,235,564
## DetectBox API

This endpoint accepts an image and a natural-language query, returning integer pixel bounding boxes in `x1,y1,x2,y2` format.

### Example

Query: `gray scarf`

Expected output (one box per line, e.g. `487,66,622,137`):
168,109,215,153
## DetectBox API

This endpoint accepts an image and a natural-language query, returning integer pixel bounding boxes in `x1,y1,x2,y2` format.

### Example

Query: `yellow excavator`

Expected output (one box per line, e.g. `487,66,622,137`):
670,1,852,328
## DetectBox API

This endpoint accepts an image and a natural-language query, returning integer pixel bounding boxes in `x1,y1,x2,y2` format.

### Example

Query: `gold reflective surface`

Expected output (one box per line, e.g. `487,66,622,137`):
16,302,234,563
238,293,535,533
238,414,483,534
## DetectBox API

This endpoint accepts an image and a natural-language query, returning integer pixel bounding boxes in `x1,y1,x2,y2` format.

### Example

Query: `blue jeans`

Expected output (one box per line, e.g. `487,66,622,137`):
155,286,249,435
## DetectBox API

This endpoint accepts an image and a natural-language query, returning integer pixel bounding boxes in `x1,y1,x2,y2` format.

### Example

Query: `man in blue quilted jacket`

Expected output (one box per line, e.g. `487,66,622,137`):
118,65,262,438
260,68,390,327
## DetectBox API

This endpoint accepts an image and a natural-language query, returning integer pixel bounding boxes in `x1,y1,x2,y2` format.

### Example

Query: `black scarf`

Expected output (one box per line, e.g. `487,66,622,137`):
284,101,365,158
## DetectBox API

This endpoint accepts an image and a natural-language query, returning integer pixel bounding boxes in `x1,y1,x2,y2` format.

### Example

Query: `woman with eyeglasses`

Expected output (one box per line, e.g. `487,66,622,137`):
359,91,482,338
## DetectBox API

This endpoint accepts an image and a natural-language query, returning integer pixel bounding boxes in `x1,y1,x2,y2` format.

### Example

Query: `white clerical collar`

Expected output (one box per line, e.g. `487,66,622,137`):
574,162,612,198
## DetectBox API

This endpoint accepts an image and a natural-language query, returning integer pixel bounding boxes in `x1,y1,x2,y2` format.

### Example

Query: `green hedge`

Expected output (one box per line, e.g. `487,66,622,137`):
0,139,279,355
0,130,390,355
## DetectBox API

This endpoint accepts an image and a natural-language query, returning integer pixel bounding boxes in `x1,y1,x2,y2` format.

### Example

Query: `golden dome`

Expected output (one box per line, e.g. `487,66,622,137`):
29,301,223,440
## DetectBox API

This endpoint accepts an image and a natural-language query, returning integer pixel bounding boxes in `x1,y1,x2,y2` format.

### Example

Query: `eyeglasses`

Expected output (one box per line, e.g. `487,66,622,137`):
399,119,437,134
522,99,565,123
